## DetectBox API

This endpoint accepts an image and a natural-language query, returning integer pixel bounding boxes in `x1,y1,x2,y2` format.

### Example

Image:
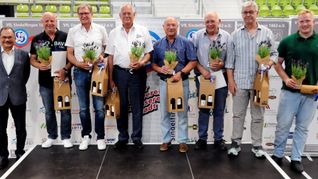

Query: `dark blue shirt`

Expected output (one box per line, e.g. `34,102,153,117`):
152,35,197,80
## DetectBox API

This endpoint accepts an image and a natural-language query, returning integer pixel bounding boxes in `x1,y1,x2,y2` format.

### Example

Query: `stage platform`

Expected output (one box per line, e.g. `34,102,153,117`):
0,144,317,179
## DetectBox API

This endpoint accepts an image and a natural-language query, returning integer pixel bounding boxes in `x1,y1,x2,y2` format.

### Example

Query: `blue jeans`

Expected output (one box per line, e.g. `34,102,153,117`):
113,66,147,141
73,68,105,140
273,89,316,161
160,79,189,143
40,85,71,140
195,76,228,141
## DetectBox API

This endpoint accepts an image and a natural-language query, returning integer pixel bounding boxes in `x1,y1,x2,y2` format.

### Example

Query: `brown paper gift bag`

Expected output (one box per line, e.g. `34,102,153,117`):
105,89,120,118
253,71,269,107
91,61,108,97
166,78,184,112
53,77,71,110
198,75,216,109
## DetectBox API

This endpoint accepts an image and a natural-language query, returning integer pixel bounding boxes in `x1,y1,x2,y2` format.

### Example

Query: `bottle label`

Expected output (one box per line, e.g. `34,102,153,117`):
58,102,62,108
93,87,96,93
106,109,110,116
177,98,181,105
201,100,206,106
99,83,102,90
208,96,213,102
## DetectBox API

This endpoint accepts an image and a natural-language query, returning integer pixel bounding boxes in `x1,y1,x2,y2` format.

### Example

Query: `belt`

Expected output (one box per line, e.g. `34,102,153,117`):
114,65,134,74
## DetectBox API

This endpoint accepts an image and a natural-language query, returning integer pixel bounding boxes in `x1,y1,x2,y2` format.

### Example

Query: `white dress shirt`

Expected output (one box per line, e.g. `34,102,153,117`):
1,47,15,75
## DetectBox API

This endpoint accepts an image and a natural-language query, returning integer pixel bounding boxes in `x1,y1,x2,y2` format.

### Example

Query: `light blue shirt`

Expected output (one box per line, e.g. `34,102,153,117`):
225,24,278,89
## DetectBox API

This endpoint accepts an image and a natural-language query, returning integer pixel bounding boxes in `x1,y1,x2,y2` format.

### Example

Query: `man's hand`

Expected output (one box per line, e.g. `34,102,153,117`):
171,71,182,82
228,79,237,95
129,61,144,70
201,69,211,79
285,78,299,89
38,63,51,71
210,59,223,71
54,68,67,81
76,62,92,71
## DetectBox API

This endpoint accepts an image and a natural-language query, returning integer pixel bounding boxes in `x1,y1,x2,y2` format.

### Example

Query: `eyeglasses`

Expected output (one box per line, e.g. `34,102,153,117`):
78,12,90,16
242,11,256,15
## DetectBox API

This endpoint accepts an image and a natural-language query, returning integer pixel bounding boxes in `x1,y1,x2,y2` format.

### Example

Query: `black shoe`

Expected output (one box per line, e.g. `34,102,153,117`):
15,150,25,161
271,155,283,166
133,139,143,149
114,140,128,150
214,139,227,151
290,160,304,173
194,139,207,150
0,157,9,170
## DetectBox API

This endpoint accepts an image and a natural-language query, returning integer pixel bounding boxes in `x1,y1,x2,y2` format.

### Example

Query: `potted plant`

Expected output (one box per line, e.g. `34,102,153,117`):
256,40,271,67
36,45,51,65
208,40,225,69
164,50,178,74
82,42,98,64
130,40,145,63
291,61,307,88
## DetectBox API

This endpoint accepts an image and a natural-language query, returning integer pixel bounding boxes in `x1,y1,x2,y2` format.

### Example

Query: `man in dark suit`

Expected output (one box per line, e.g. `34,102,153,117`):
0,27,30,169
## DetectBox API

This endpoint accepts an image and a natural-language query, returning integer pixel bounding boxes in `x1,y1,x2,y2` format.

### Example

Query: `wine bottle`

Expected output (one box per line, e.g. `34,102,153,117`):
170,98,176,110
200,94,206,106
64,95,70,107
92,81,97,93
97,82,102,93
177,97,182,109
207,95,213,106
111,105,115,116
57,96,63,108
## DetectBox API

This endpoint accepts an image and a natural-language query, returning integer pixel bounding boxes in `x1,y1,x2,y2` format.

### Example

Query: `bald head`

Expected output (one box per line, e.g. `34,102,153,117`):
163,16,178,39
204,12,221,35
41,12,57,35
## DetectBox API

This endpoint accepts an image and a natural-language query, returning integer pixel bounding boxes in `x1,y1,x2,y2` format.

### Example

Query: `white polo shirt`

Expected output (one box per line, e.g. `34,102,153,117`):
65,22,108,62
105,24,153,68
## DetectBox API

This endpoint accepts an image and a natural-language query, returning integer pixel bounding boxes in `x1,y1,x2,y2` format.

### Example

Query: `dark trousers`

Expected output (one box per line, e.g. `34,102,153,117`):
0,98,26,158
113,66,147,141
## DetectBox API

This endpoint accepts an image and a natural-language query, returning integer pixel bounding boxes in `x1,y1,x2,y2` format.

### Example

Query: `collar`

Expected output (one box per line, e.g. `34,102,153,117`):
296,31,316,40
43,28,59,39
240,23,261,31
1,46,15,54
81,23,93,31
121,24,135,31
204,29,221,38
164,35,179,44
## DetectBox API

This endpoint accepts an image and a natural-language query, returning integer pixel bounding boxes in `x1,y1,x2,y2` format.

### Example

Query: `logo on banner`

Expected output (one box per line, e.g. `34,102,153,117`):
15,29,29,46
186,28,198,39
149,30,160,44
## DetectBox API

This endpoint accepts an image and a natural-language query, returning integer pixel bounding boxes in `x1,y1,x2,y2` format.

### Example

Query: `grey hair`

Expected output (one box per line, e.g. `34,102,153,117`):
0,26,15,35
241,1,258,12
77,3,92,14
120,3,136,14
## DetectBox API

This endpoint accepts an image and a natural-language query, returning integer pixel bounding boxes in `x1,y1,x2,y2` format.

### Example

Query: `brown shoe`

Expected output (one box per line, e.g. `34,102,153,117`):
160,142,171,151
179,143,188,153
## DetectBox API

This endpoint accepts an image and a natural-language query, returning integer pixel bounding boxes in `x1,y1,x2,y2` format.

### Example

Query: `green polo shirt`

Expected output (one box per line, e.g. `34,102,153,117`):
277,31,318,92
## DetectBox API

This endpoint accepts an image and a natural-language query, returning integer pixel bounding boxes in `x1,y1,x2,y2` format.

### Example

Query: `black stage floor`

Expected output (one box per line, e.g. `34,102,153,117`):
1,144,317,179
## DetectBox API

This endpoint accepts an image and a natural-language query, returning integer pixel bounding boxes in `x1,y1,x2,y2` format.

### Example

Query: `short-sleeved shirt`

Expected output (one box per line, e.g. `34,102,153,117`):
278,31,318,92
225,24,278,89
152,35,197,80
30,29,68,88
105,24,153,68
65,23,108,62
190,28,231,75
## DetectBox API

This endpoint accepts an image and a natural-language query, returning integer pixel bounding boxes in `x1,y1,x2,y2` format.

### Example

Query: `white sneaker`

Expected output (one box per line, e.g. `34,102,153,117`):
63,139,73,148
41,138,56,148
97,139,106,150
79,135,91,151
251,147,266,158
227,146,241,156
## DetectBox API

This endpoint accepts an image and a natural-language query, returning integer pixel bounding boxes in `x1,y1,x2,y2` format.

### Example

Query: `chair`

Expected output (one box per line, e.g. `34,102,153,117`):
98,5,111,18
16,4,29,18
31,4,43,18
59,5,71,18
271,5,283,17
296,4,306,13
256,0,267,6
304,0,315,8
283,4,296,16
259,5,271,17
279,0,291,7
45,5,57,13
267,0,279,7
309,4,318,15
291,0,303,7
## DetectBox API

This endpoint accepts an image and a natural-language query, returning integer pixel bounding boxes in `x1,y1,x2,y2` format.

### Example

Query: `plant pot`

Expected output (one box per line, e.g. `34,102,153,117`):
164,60,178,75
291,75,305,89
38,56,52,66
